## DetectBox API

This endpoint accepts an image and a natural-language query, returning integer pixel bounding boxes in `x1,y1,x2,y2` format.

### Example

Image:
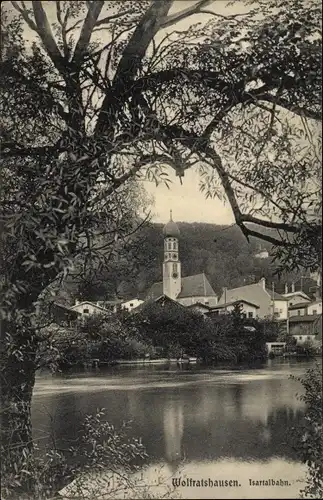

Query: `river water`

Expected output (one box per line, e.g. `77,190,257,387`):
32,358,316,499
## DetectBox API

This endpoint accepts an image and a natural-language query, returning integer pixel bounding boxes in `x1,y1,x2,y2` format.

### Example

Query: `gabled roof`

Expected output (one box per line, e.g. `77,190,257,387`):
265,288,289,301
289,302,309,310
134,294,186,314
282,290,311,300
177,273,217,298
70,301,108,312
186,302,213,310
146,273,217,300
52,302,81,318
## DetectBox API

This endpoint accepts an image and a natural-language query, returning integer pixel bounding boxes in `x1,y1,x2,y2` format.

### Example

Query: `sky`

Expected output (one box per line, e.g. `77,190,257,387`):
143,168,235,224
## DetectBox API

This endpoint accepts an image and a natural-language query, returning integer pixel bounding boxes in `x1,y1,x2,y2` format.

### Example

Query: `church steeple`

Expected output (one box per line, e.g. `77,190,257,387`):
163,211,181,299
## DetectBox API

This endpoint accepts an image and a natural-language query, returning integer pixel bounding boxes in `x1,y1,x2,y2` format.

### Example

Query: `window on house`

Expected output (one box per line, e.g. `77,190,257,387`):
248,312,253,318
298,310,301,315
299,336,302,340
83,308,89,314
312,309,317,315
130,303,133,307
205,301,209,305
241,313,247,318
307,336,311,340
172,263,177,273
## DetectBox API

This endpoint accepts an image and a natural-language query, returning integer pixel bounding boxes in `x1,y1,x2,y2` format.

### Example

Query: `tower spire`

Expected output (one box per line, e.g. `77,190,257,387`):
170,209,173,221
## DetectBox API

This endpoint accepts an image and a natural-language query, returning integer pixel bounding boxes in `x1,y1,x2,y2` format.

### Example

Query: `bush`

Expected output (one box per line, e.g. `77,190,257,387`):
1,409,147,499
292,364,323,498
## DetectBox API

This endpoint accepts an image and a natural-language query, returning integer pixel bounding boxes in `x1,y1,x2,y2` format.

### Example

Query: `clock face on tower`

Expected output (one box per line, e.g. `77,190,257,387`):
172,272,178,279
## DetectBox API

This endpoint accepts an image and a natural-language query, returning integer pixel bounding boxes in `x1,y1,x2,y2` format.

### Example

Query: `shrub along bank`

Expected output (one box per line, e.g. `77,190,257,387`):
42,303,268,370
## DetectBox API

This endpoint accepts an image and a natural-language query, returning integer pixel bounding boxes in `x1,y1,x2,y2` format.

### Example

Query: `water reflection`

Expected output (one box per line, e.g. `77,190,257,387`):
32,360,309,468
163,398,184,464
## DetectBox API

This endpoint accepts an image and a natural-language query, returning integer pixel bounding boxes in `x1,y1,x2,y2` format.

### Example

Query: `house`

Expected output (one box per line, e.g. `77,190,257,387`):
307,300,322,316
134,294,187,315
145,212,218,307
282,288,311,307
289,314,322,347
218,278,288,320
206,299,260,319
121,298,144,312
186,302,214,315
289,302,310,317
289,300,322,317
70,300,113,317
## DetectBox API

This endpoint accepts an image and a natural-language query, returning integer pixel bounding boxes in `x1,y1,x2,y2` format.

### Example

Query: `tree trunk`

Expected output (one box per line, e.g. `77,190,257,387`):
0,317,38,498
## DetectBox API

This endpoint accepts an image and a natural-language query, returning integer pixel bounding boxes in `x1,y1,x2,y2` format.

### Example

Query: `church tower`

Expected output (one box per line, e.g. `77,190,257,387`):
163,211,181,300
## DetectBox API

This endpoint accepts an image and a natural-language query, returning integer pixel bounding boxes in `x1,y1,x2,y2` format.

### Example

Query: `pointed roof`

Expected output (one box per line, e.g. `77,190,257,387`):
177,273,216,298
163,210,180,238
146,273,216,300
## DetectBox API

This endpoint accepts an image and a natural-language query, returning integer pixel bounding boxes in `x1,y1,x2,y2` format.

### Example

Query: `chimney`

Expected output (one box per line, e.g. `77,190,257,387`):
260,277,266,290
75,299,79,306
291,282,295,293
315,286,321,300
285,283,288,294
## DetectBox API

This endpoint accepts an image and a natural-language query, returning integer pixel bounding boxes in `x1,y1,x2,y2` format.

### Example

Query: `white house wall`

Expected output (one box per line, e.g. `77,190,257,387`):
121,299,144,312
307,301,322,315
72,303,105,316
273,300,288,320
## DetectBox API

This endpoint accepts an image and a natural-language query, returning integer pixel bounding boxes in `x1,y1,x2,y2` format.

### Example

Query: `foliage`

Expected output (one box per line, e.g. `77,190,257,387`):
0,0,321,496
130,301,267,363
61,313,154,365
1,408,148,500
292,364,323,499
299,340,317,358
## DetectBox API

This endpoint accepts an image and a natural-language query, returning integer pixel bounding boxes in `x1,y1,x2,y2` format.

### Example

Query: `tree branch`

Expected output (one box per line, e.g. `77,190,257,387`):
73,1,104,63
11,1,38,32
95,0,173,135
94,10,134,27
160,0,215,29
32,1,64,72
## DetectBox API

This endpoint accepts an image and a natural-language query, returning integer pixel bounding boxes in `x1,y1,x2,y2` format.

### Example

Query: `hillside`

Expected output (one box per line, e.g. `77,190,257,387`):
59,221,312,304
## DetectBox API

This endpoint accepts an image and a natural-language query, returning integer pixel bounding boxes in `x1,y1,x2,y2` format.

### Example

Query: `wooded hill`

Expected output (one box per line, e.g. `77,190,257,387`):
60,222,308,304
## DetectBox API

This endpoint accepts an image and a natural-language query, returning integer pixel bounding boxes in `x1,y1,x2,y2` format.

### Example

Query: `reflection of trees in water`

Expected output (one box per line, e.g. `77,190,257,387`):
32,373,306,468
163,399,184,466
181,405,304,462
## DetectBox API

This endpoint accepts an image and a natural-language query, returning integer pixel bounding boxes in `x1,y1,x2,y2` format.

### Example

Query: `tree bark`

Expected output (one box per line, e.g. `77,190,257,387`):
0,317,38,498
